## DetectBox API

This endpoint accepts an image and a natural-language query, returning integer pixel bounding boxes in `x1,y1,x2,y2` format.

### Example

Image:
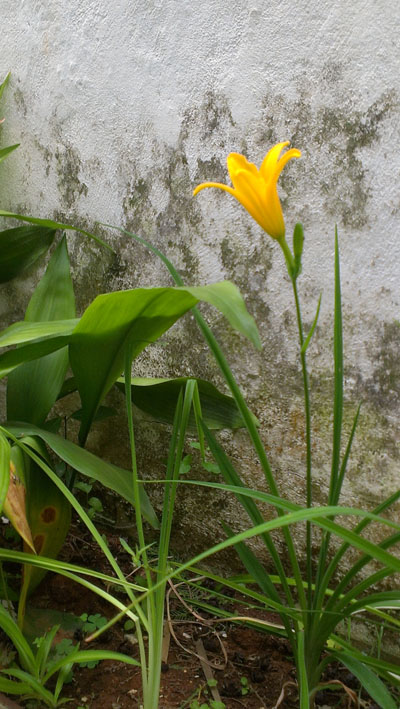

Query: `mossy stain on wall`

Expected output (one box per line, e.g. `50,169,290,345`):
55,144,88,209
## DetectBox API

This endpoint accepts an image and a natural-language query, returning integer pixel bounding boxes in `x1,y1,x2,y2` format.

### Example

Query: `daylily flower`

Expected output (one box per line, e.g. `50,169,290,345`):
193,141,301,241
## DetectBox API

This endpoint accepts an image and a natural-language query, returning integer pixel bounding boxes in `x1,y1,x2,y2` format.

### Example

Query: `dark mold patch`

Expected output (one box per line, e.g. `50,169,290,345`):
181,90,235,143
258,86,397,229
366,319,400,411
55,144,88,209
13,86,27,118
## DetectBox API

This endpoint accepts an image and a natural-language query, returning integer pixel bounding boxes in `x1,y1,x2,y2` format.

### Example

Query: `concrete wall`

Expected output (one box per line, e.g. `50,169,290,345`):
1,1,400,557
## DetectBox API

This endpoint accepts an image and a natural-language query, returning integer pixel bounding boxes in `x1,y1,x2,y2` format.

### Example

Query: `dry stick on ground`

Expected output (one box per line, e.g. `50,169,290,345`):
195,637,224,705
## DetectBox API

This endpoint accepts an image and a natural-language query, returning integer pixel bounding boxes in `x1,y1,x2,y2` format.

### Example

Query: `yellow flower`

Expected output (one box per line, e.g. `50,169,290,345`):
193,141,301,240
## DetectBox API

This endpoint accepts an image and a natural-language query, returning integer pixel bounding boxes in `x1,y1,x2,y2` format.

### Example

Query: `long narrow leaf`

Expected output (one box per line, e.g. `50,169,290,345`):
0,144,20,166
300,294,322,354
0,432,10,512
297,630,310,709
330,229,343,502
221,522,299,630
0,605,36,673
334,652,397,708
0,210,112,251
0,668,56,704
43,649,139,684
0,72,11,103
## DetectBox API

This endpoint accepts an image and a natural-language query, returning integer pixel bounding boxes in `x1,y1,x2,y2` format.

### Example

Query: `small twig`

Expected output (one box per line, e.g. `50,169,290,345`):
271,681,298,709
195,638,223,704
161,620,171,664
319,680,359,708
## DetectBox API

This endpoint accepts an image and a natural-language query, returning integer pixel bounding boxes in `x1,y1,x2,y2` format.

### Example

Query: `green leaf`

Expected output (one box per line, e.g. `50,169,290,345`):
44,649,139,684
0,143,20,166
187,282,261,349
16,442,72,623
0,675,33,696
70,283,260,443
0,431,10,513
300,294,322,355
0,209,112,251
0,335,72,379
0,604,36,673
116,376,258,430
3,422,158,529
335,652,398,708
0,667,56,703
7,236,76,425
292,222,304,279
0,225,56,282
330,228,343,502
0,319,77,347
0,72,11,103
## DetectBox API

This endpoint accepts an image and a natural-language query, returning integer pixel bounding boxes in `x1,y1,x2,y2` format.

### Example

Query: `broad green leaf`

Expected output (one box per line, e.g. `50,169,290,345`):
116,376,258,430
187,282,261,348
18,442,71,627
0,335,72,379
0,225,56,282
0,319,77,347
334,652,397,708
71,404,117,422
7,236,76,425
4,239,74,628
3,423,158,528
0,431,10,513
69,282,259,443
0,210,112,251
0,143,19,166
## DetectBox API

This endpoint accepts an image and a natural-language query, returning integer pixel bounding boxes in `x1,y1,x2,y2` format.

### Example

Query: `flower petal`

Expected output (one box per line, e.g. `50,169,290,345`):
275,148,302,179
193,181,237,198
227,153,259,190
260,142,290,181
230,170,269,229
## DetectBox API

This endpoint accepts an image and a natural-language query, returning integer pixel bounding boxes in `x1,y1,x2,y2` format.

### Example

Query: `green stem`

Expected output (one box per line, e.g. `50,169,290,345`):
124,347,155,706
291,278,313,616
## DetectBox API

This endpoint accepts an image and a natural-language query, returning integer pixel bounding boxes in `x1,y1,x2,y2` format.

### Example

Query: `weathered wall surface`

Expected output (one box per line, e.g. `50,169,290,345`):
1,1,400,560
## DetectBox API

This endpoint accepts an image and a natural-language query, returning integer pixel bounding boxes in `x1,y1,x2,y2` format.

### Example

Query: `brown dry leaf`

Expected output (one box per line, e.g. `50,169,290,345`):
3,461,35,553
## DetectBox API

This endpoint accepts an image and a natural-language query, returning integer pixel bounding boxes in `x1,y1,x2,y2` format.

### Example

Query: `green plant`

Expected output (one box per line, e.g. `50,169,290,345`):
240,676,249,696
185,678,225,709
102,141,400,708
0,246,259,708
0,75,265,707
0,603,138,707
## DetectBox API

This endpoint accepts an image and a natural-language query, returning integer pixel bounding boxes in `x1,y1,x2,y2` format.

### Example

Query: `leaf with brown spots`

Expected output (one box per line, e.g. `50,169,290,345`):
3,448,35,553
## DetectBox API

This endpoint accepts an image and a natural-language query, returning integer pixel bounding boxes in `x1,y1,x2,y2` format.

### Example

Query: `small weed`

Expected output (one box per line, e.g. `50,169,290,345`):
240,676,249,696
